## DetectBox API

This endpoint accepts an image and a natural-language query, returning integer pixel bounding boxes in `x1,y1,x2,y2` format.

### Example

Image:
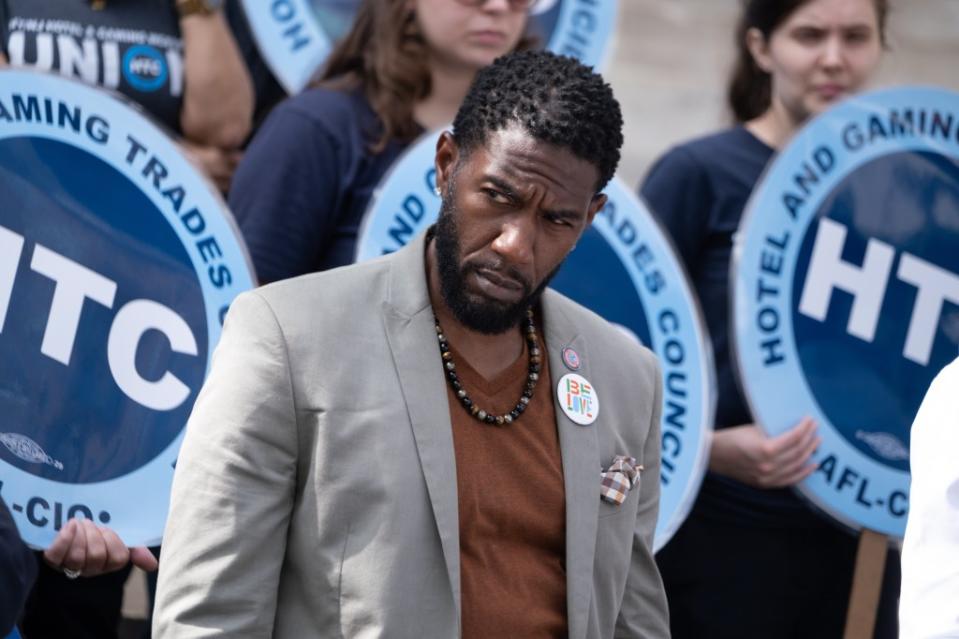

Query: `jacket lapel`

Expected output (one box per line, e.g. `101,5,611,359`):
382,233,461,620
542,292,600,639
381,238,602,633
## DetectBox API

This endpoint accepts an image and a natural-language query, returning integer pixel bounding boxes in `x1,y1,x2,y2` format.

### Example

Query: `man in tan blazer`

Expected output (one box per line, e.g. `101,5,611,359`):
154,51,669,638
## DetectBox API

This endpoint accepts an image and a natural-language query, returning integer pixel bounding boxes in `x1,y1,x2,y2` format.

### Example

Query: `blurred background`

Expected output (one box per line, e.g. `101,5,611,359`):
608,0,959,188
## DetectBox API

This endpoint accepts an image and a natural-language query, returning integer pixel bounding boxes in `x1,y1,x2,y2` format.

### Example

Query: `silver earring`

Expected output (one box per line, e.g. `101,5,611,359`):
433,186,442,197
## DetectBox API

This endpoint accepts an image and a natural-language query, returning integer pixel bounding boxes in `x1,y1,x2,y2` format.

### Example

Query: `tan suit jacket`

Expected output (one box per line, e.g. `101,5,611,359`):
153,231,669,638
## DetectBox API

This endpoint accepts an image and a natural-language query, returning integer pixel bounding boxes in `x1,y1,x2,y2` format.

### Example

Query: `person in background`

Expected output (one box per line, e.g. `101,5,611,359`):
1,499,158,637
639,0,900,637
1,498,35,636
223,0,286,131
900,355,959,639
229,0,532,284
0,0,254,192
18,518,161,638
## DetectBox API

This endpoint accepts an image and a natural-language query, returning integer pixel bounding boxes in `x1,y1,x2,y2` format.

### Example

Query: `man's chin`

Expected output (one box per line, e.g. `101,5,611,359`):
452,297,528,335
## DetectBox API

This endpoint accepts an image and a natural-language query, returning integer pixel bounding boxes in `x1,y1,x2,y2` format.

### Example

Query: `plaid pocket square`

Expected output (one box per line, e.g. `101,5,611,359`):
600,455,643,505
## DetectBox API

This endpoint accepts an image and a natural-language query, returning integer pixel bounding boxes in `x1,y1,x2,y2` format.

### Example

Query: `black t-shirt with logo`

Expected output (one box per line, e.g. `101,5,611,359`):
0,0,183,133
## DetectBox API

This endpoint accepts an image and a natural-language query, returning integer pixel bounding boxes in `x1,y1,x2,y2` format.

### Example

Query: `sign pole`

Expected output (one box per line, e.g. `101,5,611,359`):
842,529,889,639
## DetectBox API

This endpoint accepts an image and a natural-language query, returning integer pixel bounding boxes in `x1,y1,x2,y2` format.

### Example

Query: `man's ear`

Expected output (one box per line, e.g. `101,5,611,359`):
434,131,460,199
585,192,607,226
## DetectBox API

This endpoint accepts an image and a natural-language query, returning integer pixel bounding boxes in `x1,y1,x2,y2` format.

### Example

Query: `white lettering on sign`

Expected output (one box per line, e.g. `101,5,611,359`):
165,49,183,96
108,300,197,410
30,244,117,365
799,217,894,342
897,254,959,365
5,33,183,97
129,57,161,76
0,225,199,411
799,218,959,365
0,226,25,332
103,41,120,87
57,35,98,85
7,32,54,70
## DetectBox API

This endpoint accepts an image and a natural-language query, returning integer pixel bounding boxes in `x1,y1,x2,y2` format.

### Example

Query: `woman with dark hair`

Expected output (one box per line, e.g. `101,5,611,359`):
229,0,533,284
640,0,899,637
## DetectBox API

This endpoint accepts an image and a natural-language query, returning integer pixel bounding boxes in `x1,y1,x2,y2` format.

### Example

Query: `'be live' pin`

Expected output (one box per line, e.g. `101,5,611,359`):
557,373,598,425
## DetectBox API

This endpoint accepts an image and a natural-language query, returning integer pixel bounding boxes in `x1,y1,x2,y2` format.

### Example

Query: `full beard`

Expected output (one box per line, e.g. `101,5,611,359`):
433,192,559,335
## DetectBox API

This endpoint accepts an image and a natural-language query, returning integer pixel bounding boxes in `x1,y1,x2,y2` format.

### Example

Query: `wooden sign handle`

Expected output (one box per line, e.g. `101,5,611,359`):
843,529,889,639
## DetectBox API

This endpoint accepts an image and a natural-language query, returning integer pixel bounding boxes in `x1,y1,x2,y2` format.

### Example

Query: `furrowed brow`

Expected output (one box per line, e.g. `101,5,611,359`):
482,174,520,199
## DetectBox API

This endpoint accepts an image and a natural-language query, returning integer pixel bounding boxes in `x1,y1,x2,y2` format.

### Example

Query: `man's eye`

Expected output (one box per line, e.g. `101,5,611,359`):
545,213,571,227
483,188,511,204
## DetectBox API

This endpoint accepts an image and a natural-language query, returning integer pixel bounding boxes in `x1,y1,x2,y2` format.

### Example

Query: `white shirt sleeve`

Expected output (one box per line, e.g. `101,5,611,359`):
900,356,959,639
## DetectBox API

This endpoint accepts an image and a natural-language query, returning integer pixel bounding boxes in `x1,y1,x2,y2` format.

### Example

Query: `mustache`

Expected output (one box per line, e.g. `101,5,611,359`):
462,259,531,293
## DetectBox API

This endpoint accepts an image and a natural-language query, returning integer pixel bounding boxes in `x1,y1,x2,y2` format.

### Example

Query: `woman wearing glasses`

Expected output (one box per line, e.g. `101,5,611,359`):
229,0,533,284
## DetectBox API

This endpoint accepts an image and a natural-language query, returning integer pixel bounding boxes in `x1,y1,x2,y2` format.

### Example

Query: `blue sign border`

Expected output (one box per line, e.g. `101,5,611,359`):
357,129,714,551
545,0,618,71
239,0,330,94
732,86,959,537
0,70,255,548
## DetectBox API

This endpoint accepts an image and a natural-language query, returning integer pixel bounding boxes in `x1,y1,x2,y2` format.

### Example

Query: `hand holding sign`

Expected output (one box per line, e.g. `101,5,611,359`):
711,417,820,489
43,518,158,579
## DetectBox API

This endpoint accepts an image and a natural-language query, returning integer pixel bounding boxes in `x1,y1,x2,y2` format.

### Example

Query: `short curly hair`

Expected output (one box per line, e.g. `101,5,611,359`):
452,50,623,191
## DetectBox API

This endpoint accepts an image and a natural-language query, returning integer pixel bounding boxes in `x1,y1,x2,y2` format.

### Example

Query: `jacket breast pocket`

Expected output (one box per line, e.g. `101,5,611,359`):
598,474,641,519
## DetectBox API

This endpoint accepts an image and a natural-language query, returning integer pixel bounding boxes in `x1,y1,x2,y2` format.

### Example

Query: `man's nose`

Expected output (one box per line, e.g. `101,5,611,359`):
490,216,535,266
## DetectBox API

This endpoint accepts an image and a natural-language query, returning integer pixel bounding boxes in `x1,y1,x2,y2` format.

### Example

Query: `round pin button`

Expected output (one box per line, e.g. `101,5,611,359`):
562,347,581,371
557,373,599,425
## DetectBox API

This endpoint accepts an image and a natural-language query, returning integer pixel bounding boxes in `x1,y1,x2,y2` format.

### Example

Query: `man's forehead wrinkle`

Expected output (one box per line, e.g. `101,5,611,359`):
485,157,578,202
484,147,573,191
468,124,599,203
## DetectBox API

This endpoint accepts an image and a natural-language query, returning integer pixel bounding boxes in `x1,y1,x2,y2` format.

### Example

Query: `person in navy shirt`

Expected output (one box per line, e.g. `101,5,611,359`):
640,0,900,637
1,498,35,636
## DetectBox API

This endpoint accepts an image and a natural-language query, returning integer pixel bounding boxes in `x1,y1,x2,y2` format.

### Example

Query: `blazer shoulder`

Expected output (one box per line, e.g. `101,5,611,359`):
247,256,393,328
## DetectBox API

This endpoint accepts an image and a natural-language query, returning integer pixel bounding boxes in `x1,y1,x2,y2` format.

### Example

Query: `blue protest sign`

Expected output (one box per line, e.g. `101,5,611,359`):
732,86,959,537
0,70,255,548
356,129,714,551
240,0,618,94
526,0,617,70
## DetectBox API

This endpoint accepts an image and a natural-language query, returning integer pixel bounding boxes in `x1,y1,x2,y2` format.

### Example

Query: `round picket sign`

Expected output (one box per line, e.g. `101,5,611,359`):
732,86,959,537
0,70,255,548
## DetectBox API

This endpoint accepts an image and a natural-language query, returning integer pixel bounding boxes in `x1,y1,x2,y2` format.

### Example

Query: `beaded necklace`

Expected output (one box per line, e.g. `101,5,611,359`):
434,308,541,425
